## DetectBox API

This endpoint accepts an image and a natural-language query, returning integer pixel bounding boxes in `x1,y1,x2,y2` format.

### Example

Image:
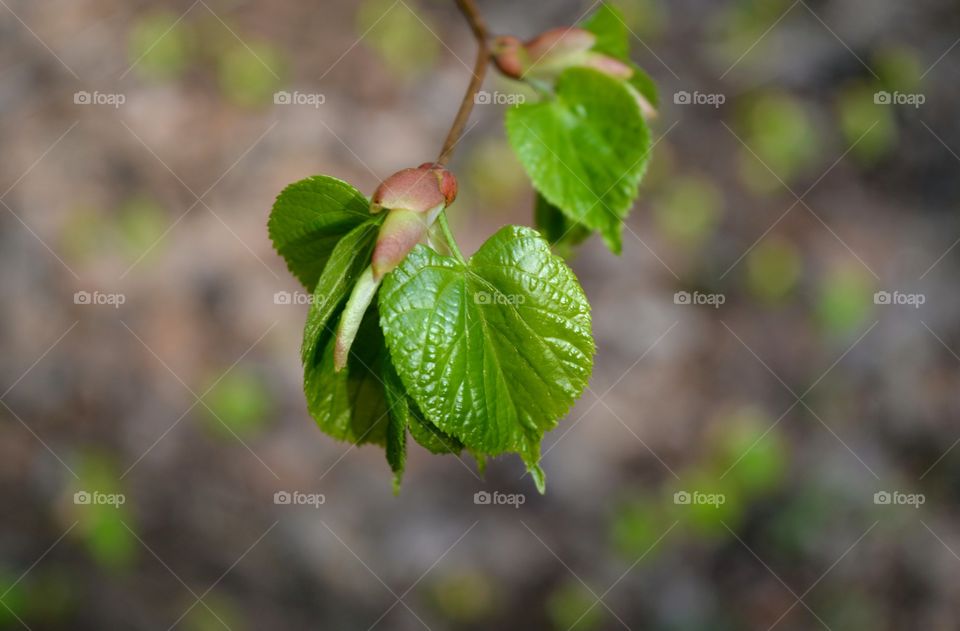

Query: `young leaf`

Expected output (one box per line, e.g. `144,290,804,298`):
506,67,650,254
269,175,372,291
379,226,594,492
301,219,383,365
304,307,390,446
301,216,391,446
384,356,465,491
627,63,659,109
582,2,630,60
582,4,659,112
408,412,465,455
383,362,408,492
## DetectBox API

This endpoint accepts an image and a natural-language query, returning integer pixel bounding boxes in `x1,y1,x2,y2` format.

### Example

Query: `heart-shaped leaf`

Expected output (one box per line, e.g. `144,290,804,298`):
379,226,594,491
506,67,651,254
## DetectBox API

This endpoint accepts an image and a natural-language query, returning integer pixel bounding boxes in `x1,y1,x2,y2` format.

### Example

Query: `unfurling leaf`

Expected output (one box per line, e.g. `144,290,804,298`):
491,28,632,84
370,162,457,279
507,67,650,253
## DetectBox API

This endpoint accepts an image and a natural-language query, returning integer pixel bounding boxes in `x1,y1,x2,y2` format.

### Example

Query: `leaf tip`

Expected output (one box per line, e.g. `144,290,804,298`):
530,464,547,494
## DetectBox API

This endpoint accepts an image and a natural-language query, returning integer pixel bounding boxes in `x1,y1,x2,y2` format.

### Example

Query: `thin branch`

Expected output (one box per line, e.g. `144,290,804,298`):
437,0,489,165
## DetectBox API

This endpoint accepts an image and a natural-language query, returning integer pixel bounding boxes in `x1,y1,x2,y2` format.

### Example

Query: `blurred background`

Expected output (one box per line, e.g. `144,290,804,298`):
2,0,959,628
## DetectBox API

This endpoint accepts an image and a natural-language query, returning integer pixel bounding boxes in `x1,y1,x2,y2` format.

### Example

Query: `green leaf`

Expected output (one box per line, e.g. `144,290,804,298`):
534,193,591,258
408,411,465,455
383,361,408,492
379,226,594,491
582,3,629,59
384,351,466,492
269,175,372,292
304,305,390,446
506,68,650,254
627,63,659,108
301,216,391,446
583,3,659,108
301,218,383,365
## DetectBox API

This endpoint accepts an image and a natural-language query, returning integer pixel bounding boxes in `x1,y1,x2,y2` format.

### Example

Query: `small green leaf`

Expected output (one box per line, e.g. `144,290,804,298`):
582,4,659,108
301,216,390,447
506,68,650,254
582,3,629,59
408,413,465,455
383,361,408,492
627,63,659,108
269,175,372,292
301,218,383,365
384,354,466,491
379,226,594,490
304,306,390,446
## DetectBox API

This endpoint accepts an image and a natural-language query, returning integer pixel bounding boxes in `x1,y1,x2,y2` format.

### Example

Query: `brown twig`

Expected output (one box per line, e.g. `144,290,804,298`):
436,0,489,165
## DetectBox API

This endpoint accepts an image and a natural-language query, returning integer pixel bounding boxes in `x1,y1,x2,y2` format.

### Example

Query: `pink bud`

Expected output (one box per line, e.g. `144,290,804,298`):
524,28,596,61
493,30,597,81
371,209,435,281
368,164,458,281
416,162,458,206
492,26,648,92
492,36,526,80
371,163,457,214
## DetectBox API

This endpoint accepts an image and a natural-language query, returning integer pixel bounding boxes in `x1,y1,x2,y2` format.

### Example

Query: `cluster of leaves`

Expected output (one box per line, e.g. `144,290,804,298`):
268,3,655,493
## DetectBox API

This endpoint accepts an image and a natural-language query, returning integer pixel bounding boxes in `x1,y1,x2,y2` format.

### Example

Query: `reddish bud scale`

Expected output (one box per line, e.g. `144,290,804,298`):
369,163,458,281
333,163,459,372
523,27,596,60
491,27,653,119
492,36,525,79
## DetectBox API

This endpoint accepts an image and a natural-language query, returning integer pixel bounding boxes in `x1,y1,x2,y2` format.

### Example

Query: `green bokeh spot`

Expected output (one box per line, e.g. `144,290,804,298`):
129,10,192,80
219,42,285,108
202,367,272,439
816,265,875,335
654,175,724,246
746,237,802,302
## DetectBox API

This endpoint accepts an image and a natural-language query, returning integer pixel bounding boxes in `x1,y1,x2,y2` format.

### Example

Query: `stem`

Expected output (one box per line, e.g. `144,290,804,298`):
433,0,489,262
437,212,466,264
436,0,489,166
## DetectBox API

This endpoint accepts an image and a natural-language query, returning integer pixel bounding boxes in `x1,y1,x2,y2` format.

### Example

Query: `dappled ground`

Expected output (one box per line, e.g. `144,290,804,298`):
2,0,960,629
